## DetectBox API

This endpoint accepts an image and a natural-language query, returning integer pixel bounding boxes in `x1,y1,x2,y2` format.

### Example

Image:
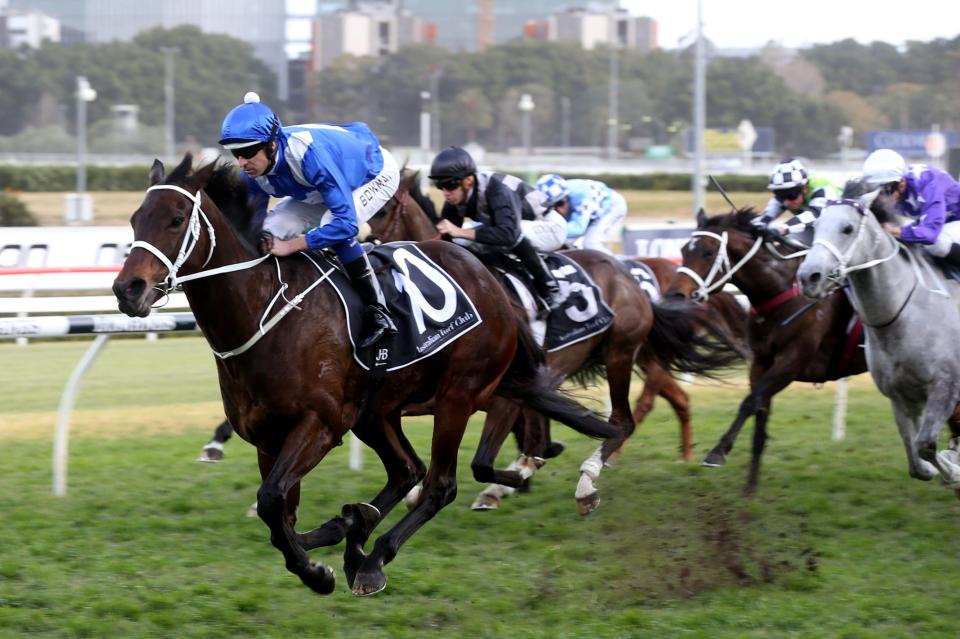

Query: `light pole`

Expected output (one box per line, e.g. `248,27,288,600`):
68,75,96,224
560,96,571,149
692,0,706,215
606,41,619,160
160,47,177,160
419,91,431,152
518,93,534,154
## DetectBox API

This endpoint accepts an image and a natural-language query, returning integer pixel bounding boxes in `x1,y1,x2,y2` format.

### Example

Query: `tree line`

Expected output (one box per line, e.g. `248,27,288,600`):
0,26,957,158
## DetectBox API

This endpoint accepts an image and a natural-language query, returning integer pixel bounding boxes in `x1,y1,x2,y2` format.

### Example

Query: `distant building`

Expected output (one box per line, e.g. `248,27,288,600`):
0,8,60,49
8,0,289,99
527,6,659,52
311,0,436,69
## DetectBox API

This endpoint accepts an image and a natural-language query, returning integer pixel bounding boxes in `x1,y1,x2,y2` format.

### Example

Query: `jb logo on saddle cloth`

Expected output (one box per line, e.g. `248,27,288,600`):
501,253,615,352
321,242,482,371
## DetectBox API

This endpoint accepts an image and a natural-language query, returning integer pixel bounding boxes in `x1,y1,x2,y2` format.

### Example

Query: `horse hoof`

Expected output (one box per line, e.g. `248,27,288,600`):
197,447,224,463
300,561,336,595
471,494,501,510
542,441,566,459
701,451,726,467
342,502,381,533
576,492,600,516
351,571,387,596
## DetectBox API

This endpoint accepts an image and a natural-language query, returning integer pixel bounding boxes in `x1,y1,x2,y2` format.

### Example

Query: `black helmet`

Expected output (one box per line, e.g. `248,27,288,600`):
429,146,477,181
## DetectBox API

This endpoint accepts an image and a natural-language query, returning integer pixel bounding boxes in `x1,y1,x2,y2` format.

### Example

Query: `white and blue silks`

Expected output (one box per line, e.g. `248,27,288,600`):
244,122,399,262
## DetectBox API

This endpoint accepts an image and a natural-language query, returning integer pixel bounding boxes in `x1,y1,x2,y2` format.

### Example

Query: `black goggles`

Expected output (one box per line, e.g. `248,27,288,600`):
773,186,803,202
433,178,462,191
230,142,266,160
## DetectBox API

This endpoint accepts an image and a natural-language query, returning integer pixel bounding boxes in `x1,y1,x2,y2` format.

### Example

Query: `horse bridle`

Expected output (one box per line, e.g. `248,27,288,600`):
128,184,268,291
676,230,764,301
369,189,441,243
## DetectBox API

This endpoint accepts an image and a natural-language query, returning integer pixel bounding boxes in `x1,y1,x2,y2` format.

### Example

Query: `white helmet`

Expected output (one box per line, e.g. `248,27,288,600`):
862,149,907,188
768,158,809,191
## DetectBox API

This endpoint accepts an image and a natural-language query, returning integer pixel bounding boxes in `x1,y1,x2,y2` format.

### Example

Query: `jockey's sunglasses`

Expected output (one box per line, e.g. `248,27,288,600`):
230,142,266,160
434,178,462,191
773,186,803,202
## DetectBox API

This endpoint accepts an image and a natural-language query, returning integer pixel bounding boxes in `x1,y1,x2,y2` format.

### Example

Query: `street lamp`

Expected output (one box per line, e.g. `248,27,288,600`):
518,92,534,154
159,47,177,160
67,75,97,224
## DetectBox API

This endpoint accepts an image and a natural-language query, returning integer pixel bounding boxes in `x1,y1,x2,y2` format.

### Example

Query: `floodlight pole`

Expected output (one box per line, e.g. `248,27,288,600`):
692,0,706,215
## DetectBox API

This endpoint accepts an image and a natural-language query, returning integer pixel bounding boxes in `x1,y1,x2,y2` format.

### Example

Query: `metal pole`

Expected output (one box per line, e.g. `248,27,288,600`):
160,47,177,160
692,0,706,215
76,76,87,195
606,43,619,159
561,96,571,149
430,67,442,150
419,91,431,151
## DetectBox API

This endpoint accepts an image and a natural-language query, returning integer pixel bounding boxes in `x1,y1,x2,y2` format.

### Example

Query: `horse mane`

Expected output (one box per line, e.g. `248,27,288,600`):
165,156,262,253
405,170,440,224
701,207,761,235
841,177,897,226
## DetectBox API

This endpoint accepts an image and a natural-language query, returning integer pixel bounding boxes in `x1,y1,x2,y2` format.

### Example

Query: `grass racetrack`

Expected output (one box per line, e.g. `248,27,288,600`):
2,337,960,638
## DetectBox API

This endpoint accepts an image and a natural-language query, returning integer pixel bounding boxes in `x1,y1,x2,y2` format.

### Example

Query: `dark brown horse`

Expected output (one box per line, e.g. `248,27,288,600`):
369,174,742,514
112,155,620,596
665,208,867,494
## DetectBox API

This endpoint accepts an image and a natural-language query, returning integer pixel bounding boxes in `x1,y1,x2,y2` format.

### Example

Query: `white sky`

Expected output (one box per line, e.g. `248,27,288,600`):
621,0,960,50
286,1,960,52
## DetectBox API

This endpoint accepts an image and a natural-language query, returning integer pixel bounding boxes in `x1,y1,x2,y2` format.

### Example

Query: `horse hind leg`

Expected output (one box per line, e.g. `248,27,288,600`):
351,398,474,596
197,419,233,462
469,400,539,511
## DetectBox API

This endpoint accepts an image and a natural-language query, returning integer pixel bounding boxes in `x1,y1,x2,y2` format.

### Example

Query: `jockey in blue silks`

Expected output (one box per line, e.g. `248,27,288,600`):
219,92,399,348
863,148,960,267
534,175,627,255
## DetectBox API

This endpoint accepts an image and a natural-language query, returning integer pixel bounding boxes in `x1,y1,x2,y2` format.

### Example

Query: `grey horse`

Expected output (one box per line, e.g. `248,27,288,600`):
797,189,960,491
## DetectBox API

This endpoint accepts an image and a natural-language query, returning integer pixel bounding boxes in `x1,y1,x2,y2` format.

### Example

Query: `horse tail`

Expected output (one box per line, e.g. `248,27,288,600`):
495,315,619,441
640,298,743,379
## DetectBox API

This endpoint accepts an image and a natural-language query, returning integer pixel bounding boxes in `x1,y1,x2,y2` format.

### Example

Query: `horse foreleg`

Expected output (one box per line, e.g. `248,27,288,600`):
890,402,939,481
257,414,339,595
351,399,473,596
744,396,772,497
915,384,960,487
702,393,760,467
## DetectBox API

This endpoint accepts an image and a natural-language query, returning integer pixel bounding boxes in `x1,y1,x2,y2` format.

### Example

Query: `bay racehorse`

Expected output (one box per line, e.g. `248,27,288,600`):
112,155,621,595
665,208,867,494
368,173,742,514
797,185,960,490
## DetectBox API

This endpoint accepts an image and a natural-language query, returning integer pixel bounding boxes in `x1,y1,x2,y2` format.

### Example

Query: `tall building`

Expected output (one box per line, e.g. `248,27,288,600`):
8,0,289,98
0,8,60,49
311,0,435,69
529,6,659,52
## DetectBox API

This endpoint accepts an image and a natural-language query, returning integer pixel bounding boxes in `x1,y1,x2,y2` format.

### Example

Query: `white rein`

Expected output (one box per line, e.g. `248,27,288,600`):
127,183,334,359
675,231,764,301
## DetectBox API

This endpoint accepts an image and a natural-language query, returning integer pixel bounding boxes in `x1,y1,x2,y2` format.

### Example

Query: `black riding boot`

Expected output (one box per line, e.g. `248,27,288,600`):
512,237,563,317
945,244,960,269
344,253,398,348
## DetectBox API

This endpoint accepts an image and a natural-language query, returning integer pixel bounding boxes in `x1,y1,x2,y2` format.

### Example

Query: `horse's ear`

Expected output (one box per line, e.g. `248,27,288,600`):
696,208,707,227
149,159,165,186
190,158,218,191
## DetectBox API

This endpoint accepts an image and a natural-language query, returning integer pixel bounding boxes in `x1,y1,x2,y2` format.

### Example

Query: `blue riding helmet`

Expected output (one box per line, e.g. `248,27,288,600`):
218,92,281,149
535,174,569,206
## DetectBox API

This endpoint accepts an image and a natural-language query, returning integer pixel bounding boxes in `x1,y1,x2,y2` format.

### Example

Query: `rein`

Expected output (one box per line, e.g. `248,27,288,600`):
129,183,333,359
676,230,763,301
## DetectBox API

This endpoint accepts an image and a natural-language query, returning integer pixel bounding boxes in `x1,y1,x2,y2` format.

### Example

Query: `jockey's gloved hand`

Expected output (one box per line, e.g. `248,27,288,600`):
749,216,770,231
259,231,275,256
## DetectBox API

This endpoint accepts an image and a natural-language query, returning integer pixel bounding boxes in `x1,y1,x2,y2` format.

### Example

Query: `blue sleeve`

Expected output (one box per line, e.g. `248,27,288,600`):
566,207,590,238
298,144,360,249
901,176,947,245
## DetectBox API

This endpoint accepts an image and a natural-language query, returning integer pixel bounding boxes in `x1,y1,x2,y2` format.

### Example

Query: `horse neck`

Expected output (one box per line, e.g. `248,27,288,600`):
844,222,914,326
177,198,282,350
400,201,438,242
724,233,798,303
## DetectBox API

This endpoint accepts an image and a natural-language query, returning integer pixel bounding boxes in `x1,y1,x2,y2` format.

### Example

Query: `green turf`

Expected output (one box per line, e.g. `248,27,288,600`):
1,338,959,638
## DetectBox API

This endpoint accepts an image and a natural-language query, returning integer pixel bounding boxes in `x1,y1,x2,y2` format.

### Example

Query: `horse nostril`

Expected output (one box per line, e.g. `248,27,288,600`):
665,290,686,300
115,278,146,300
808,272,821,284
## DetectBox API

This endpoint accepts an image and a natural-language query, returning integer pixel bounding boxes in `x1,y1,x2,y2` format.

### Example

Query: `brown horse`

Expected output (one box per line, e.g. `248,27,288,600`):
665,208,867,494
112,156,621,596
369,174,742,513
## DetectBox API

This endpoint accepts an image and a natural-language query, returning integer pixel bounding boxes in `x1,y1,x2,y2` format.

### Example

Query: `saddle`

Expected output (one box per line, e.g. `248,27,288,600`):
483,250,615,352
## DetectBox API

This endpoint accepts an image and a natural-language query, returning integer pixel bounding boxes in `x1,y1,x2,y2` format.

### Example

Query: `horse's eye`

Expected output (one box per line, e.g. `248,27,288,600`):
703,250,715,259
171,215,185,227
842,224,854,235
